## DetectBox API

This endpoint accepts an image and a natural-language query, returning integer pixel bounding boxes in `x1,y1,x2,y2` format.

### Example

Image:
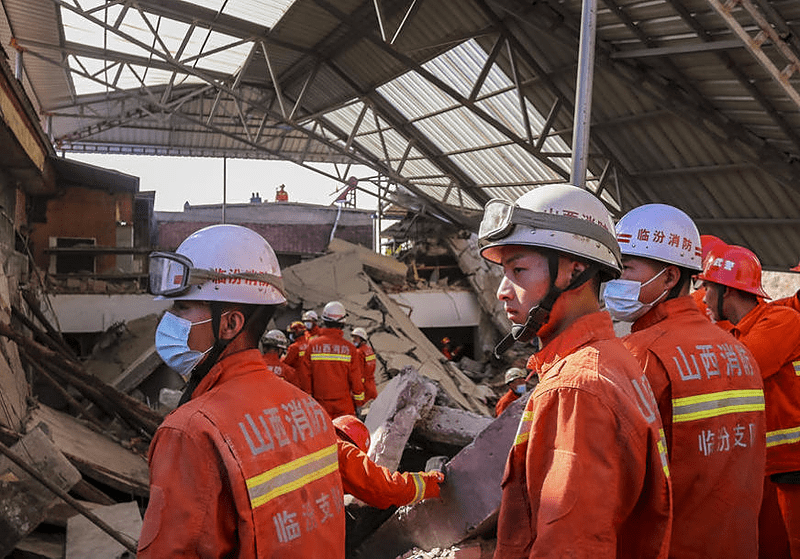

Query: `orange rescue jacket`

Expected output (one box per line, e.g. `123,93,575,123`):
732,302,800,475
337,440,441,508
263,352,300,389
299,327,365,418
138,350,345,558
623,296,766,558
495,311,672,559
772,291,800,314
355,343,378,402
283,338,310,392
494,389,520,417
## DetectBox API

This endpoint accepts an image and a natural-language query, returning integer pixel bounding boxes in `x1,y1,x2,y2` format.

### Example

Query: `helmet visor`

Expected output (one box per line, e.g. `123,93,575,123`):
150,252,194,296
478,199,516,242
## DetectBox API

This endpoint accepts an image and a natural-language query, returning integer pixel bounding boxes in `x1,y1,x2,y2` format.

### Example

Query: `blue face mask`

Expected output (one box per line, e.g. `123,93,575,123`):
155,312,214,380
514,383,527,395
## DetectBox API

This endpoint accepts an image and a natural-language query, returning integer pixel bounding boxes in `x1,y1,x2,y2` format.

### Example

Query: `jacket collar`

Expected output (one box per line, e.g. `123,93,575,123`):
731,300,769,337
192,349,265,399
631,295,699,333
527,311,615,377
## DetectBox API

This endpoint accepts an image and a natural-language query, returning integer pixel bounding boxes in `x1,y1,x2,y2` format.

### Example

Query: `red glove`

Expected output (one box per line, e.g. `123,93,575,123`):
422,471,445,500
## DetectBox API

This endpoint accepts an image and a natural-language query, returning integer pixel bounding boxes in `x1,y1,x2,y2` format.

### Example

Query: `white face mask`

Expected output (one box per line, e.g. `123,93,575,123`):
155,312,214,380
603,267,669,322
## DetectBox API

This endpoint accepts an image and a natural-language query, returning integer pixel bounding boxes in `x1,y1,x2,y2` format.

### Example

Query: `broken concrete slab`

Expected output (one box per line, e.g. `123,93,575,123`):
416,406,493,448
26,405,149,497
12,532,65,559
110,344,162,394
66,501,141,559
356,392,529,559
365,368,438,472
328,238,408,284
0,426,82,557
280,251,490,416
85,314,161,386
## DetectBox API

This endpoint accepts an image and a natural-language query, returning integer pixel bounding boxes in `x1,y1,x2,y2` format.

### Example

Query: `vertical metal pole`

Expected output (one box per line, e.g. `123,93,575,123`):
15,49,22,80
570,0,598,188
222,157,227,224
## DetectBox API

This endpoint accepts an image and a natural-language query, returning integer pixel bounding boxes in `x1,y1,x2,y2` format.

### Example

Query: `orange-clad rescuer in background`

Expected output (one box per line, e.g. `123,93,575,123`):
260,329,300,389
610,203,765,558
699,244,800,559
351,327,378,404
494,367,529,417
691,234,734,331
140,224,344,558
478,184,671,558
299,301,366,419
333,415,444,509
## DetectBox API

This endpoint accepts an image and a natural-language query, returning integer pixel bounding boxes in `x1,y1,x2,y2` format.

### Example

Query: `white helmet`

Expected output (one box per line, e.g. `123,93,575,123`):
479,184,621,279
149,224,286,305
322,301,347,324
352,327,368,340
615,204,702,271
262,329,288,350
302,310,318,323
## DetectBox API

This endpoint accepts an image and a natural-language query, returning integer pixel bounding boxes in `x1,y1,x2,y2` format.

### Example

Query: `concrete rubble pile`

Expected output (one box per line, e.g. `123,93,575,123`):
0,234,535,558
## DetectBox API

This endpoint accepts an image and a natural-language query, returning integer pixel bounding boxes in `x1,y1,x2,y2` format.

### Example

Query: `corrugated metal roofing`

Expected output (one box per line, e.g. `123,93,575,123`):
2,0,800,269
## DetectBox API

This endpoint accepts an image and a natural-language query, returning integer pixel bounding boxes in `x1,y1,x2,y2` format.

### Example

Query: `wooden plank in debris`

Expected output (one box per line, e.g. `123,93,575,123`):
327,238,408,284
110,344,162,394
0,426,82,557
66,501,142,559
26,405,150,497
0,273,28,431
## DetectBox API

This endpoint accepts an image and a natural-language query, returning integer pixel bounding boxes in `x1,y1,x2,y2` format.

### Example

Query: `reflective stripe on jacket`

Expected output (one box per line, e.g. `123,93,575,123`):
337,440,432,508
624,296,766,558
733,301,800,475
494,311,671,559
299,328,365,418
138,350,345,558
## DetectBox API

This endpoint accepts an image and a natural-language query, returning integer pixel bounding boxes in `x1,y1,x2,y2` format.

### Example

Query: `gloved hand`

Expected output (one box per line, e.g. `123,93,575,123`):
422,470,445,500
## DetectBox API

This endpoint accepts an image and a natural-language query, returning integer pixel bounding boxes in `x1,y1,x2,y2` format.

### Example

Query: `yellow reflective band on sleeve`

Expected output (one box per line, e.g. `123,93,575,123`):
352,392,365,403
409,472,425,504
657,428,670,478
310,353,353,363
794,361,800,376
365,354,376,362
246,444,338,510
767,426,800,448
299,350,305,357
514,410,533,446
672,389,765,423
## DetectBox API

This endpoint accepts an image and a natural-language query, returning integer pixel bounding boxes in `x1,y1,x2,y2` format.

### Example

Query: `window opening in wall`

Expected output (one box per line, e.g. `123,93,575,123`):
52,237,96,274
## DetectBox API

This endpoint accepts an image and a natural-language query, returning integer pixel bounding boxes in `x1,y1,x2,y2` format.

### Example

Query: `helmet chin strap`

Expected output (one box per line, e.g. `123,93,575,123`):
716,286,727,324
493,256,599,359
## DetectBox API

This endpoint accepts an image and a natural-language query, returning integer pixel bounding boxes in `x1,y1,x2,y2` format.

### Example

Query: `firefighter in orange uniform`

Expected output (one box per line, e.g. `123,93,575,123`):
772,261,800,314
494,367,529,417
299,301,366,419
333,415,444,508
609,204,765,558
479,184,671,558
261,329,300,388
140,224,344,558
691,234,734,331
699,245,800,559
283,321,310,392
303,310,322,340
351,327,378,404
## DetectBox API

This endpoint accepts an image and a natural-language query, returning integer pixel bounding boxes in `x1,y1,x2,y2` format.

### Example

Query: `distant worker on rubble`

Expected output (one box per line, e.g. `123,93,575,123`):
275,183,289,202
494,367,529,417
351,327,378,405
260,329,300,388
333,415,444,508
698,245,800,559
303,309,322,339
609,204,765,557
439,336,462,361
299,301,365,419
142,224,344,557
478,184,671,557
